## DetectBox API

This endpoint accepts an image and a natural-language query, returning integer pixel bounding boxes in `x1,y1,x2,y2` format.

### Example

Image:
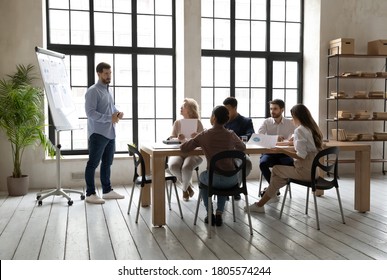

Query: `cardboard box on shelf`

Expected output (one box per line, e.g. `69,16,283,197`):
331,129,347,141
367,40,387,55
329,38,354,55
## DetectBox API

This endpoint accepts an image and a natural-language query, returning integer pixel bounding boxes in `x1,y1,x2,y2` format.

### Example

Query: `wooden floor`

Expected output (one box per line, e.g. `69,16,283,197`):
1,175,387,260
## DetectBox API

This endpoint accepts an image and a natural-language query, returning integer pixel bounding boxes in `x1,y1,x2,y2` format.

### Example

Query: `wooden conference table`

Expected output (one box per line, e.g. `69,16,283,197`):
140,140,371,227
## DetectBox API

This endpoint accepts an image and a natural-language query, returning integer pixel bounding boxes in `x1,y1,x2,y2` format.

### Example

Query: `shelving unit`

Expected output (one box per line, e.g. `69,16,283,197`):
326,53,387,173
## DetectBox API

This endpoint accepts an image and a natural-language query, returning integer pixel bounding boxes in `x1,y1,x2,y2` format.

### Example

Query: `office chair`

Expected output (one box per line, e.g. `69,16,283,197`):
193,150,253,238
127,144,183,223
279,146,345,230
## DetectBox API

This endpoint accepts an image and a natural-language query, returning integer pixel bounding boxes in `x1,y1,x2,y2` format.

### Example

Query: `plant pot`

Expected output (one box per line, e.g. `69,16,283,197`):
7,175,29,196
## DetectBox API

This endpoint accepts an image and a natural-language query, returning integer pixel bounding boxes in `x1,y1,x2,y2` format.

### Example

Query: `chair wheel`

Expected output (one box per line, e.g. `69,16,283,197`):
81,194,85,200
68,200,73,206
36,195,41,200
38,200,42,206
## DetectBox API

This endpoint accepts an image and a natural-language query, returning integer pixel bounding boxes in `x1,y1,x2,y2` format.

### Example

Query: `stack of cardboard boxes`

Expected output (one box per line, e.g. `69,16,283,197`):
329,38,387,55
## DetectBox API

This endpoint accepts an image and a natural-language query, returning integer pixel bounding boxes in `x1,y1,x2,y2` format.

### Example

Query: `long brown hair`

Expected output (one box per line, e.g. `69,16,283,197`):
290,104,323,149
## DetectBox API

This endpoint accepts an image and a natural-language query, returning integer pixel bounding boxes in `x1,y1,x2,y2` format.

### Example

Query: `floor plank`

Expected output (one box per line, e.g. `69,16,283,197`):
117,185,167,260
0,194,33,259
1,175,387,260
65,192,89,260
38,196,69,259
85,202,115,260
103,190,141,260
13,192,53,260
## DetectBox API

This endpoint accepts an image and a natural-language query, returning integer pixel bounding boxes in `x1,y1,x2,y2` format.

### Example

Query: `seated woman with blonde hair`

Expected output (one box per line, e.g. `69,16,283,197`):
168,98,204,201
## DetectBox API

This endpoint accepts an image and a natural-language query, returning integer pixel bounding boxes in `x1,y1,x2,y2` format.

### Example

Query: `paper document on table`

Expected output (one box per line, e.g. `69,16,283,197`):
180,119,197,139
248,133,278,148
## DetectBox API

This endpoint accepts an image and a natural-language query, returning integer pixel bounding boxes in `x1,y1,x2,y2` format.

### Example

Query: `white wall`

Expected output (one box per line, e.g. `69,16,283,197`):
316,0,387,173
2,0,387,191
0,0,59,191
303,0,322,126
176,0,202,108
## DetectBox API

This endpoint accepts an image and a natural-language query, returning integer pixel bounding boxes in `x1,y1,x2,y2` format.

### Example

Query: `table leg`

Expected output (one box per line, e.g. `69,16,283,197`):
354,150,370,212
152,155,166,226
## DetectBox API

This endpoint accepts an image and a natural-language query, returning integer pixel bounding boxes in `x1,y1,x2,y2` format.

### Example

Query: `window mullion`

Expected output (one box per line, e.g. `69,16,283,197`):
230,0,235,97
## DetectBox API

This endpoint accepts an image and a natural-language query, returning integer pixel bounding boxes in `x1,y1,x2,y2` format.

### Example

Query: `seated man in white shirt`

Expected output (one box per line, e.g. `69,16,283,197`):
258,99,296,200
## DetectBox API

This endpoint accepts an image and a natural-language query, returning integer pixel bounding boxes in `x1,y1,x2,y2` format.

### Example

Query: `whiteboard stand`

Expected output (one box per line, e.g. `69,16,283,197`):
36,130,85,206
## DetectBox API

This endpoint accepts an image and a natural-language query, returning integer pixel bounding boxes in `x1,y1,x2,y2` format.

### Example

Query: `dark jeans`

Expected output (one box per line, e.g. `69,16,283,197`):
85,133,115,196
259,153,294,184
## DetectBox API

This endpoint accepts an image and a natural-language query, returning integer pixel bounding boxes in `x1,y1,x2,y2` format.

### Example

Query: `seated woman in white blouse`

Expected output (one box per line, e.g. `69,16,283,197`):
245,104,323,213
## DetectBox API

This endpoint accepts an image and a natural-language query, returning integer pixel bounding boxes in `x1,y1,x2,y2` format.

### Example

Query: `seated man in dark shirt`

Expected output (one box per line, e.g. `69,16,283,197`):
223,97,255,200
223,97,255,141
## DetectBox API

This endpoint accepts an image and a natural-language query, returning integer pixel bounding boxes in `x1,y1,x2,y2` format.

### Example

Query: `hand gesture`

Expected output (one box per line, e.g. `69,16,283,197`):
112,112,121,124
178,133,186,141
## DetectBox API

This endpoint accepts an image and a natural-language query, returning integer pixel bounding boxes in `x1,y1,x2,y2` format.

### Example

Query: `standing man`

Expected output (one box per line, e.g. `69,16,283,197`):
258,99,296,199
223,97,255,200
84,62,125,204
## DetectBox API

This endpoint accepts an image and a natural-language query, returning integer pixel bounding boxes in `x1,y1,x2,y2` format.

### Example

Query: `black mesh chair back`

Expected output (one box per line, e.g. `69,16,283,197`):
127,144,183,222
207,150,247,196
193,150,253,238
279,146,345,230
128,144,149,187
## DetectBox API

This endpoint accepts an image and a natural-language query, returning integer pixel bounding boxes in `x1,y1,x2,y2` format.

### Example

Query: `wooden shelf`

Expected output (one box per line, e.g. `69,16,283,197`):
327,54,387,58
327,97,386,100
327,75,387,79
327,53,387,168
326,158,387,164
327,118,387,122
329,140,387,142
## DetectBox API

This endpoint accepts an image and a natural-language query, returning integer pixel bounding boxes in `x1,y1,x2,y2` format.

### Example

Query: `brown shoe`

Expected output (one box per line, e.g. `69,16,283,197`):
183,190,189,201
187,186,195,197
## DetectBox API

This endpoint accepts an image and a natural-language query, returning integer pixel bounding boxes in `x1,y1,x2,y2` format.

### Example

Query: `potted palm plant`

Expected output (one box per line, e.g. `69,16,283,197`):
0,64,55,196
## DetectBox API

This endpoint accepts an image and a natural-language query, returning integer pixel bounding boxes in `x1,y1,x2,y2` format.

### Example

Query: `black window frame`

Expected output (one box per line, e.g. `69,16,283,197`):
45,0,177,155
201,0,304,121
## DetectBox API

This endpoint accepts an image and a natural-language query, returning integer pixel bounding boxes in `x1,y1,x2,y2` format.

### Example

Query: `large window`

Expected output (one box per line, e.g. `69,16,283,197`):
201,0,303,128
46,0,175,154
